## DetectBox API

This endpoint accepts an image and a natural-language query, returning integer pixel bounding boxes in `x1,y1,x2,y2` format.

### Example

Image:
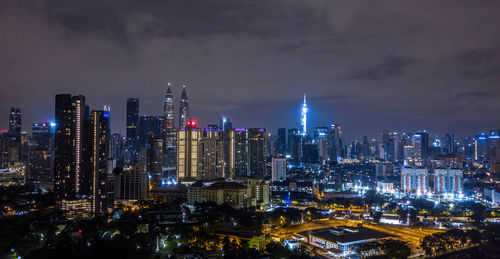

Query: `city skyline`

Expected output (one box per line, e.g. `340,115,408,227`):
2,1,500,139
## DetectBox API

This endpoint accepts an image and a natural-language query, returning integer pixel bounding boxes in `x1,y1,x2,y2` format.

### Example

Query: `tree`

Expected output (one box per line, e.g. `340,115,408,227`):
380,239,411,259
265,242,290,259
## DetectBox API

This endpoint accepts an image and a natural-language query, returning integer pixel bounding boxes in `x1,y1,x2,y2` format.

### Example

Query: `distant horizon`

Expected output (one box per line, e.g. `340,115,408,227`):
2,89,498,141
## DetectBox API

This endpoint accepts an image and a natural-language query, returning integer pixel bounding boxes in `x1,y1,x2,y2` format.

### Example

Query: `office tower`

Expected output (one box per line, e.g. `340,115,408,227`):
474,134,488,161
227,128,248,178
411,132,429,160
126,98,139,165
304,142,319,163
314,127,329,163
9,107,21,135
401,167,428,195
444,133,455,154
417,132,429,159
179,86,189,128
220,117,232,132
164,84,177,171
147,137,163,187
300,93,308,136
164,84,175,129
89,110,110,216
434,169,463,194
288,128,303,163
114,165,149,200
276,128,286,156
400,133,411,160
177,120,200,182
328,124,342,162
362,136,370,159
26,122,54,190
248,128,267,177
272,157,287,181
382,131,398,162
110,133,124,165
138,116,166,149
54,94,86,203
200,126,224,180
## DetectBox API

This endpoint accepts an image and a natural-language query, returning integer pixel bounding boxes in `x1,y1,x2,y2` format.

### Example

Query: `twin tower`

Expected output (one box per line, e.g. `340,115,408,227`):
163,83,189,129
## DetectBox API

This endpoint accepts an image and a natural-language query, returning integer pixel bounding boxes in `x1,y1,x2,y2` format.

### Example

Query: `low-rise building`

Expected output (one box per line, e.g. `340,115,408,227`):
297,225,393,257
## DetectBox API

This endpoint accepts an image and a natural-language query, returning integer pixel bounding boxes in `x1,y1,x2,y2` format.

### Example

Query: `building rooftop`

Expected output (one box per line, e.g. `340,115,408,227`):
298,226,393,245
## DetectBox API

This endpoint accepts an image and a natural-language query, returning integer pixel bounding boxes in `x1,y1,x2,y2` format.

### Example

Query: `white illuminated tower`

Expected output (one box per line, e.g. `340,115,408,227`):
300,93,308,136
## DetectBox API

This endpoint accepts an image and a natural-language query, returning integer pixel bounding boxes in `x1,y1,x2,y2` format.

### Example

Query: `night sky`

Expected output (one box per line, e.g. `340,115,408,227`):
1,0,500,139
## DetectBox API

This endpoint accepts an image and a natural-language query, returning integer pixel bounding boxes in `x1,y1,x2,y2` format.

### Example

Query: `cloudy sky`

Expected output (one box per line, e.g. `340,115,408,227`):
1,0,500,139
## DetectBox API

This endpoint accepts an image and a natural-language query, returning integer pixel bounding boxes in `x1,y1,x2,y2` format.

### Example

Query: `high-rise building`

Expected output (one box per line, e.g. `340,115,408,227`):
164,84,175,129
248,128,267,177
411,132,429,160
89,110,110,216
271,157,287,181
200,126,224,180
113,165,149,201
147,137,164,187
179,86,189,128
164,84,177,172
276,128,286,156
443,133,455,154
314,127,329,163
9,107,21,135
227,128,248,178
328,124,342,162
26,122,54,190
474,134,488,161
288,128,303,163
220,117,232,132
382,131,398,162
177,120,200,182
126,98,139,165
401,167,428,195
434,169,463,194
110,133,124,166
54,94,86,203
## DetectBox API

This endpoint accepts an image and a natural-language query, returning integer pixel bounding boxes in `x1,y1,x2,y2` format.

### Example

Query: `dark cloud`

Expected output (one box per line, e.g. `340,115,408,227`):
353,56,418,80
1,0,500,139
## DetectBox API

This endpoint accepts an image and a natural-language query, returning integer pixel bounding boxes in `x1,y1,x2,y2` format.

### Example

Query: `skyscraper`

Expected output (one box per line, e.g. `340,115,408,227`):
89,110,110,216
276,128,286,156
179,86,189,128
147,137,164,187
26,122,54,190
227,128,248,178
382,131,398,162
54,94,86,204
163,84,177,172
126,98,139,165
328,124,342,162
177,120,200,182
200,126,224,180
9,107,21,135
164,84,175,129
248,128,267,177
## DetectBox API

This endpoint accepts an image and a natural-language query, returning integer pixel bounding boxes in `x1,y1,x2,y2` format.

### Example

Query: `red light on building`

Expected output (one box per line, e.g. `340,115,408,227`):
78,229,82,234
190,121,196,127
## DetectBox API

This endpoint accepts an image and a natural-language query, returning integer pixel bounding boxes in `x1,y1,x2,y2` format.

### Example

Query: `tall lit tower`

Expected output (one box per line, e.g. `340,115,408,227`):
300,93,308,136
164,83,174,129
179,85,189,128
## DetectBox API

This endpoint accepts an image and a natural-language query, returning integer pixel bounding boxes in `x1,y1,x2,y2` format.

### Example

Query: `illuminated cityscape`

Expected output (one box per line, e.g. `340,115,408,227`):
1,1,500,259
